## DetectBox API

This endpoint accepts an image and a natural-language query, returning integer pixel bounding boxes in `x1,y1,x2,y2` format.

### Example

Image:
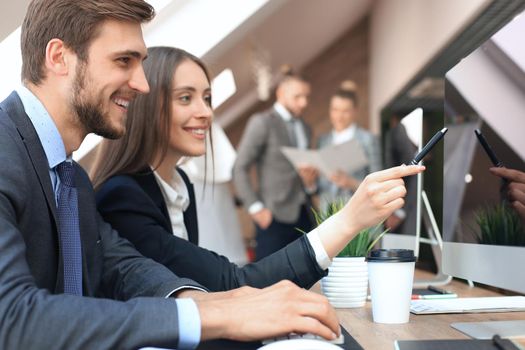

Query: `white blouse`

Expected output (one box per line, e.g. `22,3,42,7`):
153,169,190,241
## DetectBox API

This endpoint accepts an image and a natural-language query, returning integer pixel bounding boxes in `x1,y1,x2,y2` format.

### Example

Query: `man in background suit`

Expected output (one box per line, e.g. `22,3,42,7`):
316,81,382,211
0,1,340,348
233,71,318,260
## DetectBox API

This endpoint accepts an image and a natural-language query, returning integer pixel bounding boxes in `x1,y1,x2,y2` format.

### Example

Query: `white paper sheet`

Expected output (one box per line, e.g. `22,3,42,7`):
410,296,525,314
281,139,369,178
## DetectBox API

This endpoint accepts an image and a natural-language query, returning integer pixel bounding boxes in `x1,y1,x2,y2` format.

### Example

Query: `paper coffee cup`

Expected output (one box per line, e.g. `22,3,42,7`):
366,249,416,324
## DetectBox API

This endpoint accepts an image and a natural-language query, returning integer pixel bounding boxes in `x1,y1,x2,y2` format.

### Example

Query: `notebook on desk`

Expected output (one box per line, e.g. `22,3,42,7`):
410,296,525,314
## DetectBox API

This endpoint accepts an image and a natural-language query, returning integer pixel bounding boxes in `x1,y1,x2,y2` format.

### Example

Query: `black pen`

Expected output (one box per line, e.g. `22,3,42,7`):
427,285,453,295
409,128,448,165
474,129,503,167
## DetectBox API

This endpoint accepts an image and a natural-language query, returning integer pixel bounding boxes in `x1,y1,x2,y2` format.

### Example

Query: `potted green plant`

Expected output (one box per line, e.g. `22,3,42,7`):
474,203,525,246
313,200,387,308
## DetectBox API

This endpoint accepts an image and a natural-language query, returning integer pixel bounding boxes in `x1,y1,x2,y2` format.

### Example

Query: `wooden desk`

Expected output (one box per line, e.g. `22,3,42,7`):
330,270,525,349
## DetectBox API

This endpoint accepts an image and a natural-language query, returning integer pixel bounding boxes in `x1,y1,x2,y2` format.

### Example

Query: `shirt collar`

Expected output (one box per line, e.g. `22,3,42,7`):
332,124,357,145
153,169,190,210
16,86,67,169
273,102,294,122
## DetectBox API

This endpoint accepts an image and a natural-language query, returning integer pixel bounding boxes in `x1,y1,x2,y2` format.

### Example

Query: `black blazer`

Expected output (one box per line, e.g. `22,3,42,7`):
96,169,327,292
125,167,199,245
0,92,204,349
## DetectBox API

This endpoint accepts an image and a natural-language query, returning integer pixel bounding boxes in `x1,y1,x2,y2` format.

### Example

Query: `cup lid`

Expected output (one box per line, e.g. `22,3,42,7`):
366,249,416,263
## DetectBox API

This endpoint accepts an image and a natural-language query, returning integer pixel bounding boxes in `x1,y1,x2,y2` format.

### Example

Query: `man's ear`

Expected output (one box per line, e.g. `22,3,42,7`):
44,39,74,77
275,84,284,101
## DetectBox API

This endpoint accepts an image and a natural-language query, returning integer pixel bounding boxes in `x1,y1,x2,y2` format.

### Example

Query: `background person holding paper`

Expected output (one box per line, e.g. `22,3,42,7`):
317,81,382,210
233,66,318,260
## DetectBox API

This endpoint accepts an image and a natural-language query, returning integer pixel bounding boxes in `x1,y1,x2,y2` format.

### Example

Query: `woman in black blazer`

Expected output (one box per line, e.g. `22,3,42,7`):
91,47,424,292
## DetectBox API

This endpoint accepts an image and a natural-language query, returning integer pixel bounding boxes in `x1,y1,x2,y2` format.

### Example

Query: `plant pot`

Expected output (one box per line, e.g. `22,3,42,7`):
321,257,368,308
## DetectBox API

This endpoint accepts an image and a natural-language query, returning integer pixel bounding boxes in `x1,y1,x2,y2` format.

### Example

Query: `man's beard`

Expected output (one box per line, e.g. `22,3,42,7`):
71,62,123,140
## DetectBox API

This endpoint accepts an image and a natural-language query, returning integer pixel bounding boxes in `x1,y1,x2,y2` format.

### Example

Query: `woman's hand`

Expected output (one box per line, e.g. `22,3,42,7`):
316,165,425,258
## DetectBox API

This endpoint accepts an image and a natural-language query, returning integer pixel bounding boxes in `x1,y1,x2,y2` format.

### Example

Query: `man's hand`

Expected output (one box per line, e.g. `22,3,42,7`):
316,165,425,258
329,170,360,191
490,167,525,222
251,208,273,229
297,165,319,189
196,280,340,342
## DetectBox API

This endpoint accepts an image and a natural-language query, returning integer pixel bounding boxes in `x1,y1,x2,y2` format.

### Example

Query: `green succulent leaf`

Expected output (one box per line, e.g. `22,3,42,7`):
304,199,388,257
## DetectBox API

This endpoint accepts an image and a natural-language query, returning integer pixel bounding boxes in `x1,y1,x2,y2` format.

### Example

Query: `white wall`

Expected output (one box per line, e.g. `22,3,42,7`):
369,0,490,134
0,1,29,42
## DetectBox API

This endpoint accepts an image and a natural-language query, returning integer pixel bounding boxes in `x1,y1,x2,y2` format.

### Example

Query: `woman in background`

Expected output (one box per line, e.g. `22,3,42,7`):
317,81,382,210
91,46,423,292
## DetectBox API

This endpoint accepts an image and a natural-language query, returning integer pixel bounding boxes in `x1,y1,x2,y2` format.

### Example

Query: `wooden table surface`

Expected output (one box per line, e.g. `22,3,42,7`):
321,270,525,349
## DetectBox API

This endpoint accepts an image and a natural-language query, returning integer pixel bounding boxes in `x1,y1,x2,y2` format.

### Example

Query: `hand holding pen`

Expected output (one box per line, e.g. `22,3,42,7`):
489,167,525,223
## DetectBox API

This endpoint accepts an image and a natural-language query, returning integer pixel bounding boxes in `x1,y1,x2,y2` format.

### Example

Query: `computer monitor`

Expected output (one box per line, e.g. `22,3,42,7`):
381,109,421,250
381,107,452,286
442,9,525,337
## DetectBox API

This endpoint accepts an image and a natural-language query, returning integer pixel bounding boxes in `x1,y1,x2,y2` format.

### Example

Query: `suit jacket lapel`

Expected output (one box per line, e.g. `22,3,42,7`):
319,133,333,148
1,92,58,224
271,110,295,147
176,168,199,245
132,169,173,232
74,165,101,296
354,127,364,144
299,119,312,147
133,168,200,245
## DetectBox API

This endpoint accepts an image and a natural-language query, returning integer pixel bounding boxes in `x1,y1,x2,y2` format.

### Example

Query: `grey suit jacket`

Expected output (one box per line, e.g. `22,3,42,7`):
233,107,312,223
0,92,205,349
317,126,382,208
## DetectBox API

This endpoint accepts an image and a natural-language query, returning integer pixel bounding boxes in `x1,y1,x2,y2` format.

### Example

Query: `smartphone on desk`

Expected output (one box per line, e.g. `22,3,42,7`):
412,286,457,300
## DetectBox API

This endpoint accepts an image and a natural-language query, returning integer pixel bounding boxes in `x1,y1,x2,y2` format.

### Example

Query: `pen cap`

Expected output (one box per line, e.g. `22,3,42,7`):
366,249,416,263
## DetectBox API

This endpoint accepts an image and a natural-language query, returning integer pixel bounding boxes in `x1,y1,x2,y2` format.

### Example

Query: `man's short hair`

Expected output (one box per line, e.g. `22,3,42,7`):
21,0,155,85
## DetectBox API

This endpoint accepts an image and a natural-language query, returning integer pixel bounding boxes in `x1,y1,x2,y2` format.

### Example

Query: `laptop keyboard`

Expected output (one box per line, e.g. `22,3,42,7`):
262,332,345,345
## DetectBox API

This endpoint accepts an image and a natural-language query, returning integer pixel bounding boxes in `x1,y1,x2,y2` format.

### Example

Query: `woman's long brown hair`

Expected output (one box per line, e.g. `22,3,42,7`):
90,46,212,190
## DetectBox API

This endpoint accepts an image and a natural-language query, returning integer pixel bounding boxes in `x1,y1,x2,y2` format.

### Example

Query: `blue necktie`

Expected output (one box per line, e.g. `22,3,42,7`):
56,161,83,295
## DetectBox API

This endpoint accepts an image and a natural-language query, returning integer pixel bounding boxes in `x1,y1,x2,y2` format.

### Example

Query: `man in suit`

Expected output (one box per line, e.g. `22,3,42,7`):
233,72,318,260
0,1,341,348
317,82,382,210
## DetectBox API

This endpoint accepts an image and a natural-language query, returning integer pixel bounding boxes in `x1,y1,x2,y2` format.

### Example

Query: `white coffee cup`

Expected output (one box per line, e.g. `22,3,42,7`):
366,249,416,324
